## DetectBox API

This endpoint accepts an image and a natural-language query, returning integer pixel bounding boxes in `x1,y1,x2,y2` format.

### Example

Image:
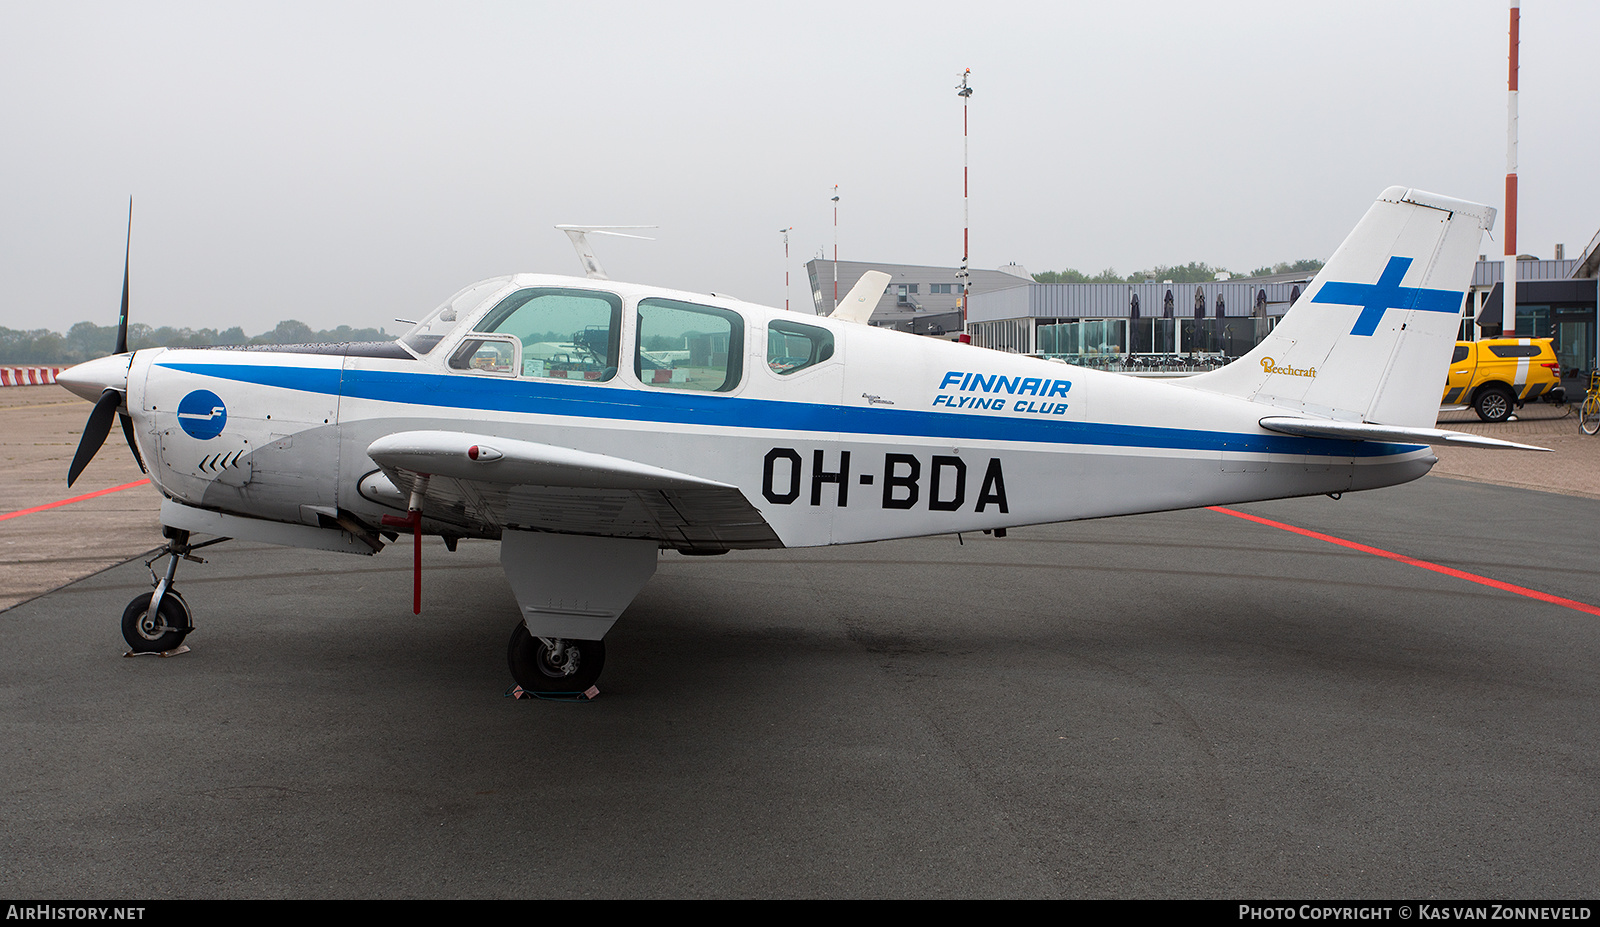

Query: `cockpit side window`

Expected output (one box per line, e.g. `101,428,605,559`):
636,298,743,392
448,334,520,376
475,287,623,382
767,320,835,375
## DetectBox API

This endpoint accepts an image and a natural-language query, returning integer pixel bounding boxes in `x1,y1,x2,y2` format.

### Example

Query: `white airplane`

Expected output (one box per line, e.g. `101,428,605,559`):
58,187,1541,696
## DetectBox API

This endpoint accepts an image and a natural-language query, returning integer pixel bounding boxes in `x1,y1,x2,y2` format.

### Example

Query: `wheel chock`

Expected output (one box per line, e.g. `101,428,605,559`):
123,644,191,658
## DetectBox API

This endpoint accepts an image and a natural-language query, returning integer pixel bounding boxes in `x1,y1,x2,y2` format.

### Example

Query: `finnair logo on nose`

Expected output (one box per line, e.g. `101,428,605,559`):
177,389,227,440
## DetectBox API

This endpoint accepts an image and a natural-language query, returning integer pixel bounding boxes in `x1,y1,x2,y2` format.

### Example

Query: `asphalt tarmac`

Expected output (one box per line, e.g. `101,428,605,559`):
0,387,161,611
3,469,1599,898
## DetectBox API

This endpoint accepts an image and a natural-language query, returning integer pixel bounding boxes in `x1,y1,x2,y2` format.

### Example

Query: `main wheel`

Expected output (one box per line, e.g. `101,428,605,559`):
1474,385,1516,423
1581,397,1600,435
121,591,192,653
507,624,605,693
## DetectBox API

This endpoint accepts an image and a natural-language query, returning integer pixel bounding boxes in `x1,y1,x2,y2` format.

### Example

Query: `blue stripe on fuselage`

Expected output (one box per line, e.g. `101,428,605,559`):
155,360,1416,459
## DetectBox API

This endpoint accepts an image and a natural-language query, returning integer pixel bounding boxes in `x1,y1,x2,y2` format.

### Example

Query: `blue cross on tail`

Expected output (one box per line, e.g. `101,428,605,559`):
1311,256,1464,337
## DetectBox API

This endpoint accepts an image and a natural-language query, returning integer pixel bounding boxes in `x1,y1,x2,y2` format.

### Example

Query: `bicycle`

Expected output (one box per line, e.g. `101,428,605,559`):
1581,371,1600,436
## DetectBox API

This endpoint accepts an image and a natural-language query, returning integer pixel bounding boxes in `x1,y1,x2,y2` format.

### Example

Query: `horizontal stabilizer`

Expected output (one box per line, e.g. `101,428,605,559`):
1258,416,1550,451
830,271,891,324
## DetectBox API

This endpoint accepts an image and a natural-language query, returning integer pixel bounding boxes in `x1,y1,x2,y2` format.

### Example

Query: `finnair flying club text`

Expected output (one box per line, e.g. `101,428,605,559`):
933,370,1073,416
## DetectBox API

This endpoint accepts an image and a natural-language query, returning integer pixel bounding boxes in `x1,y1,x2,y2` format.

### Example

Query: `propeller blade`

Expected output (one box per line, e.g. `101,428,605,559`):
116,198,131,355
119,411,146,474
68,389,122,487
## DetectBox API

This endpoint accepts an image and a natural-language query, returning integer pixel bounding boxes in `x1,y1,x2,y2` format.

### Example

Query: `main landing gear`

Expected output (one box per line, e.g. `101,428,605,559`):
496,531,654,697
122,527,224,654
507,624,606,695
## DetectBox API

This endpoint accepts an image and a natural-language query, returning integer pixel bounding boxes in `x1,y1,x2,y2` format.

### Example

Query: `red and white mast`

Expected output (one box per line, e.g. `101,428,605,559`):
1502,1,1519,336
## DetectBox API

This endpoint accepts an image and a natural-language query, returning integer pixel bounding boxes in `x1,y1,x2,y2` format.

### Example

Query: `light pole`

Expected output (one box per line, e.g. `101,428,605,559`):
956,69,973,343
779,227,792,311
831,185,841,311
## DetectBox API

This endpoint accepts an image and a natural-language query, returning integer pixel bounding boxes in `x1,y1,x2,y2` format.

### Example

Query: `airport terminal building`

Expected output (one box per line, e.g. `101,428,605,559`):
966,271,1312,363
804,259,1033,337
810,241,1599,391
1470,242,1599,383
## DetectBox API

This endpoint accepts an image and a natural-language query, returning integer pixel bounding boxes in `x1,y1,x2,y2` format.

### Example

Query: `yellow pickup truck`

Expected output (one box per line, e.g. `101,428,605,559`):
1442,338,1565,422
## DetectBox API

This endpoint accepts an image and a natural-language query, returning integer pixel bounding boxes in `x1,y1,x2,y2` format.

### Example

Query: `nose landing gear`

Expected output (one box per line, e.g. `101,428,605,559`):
122,528,225,655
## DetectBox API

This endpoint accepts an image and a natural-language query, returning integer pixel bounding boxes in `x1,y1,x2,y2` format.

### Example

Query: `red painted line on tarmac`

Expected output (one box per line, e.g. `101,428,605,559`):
0,478,152,522
1208,505,1600,618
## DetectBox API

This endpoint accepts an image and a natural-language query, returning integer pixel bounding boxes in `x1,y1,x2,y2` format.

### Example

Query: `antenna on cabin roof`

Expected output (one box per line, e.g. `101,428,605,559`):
554,225,656,280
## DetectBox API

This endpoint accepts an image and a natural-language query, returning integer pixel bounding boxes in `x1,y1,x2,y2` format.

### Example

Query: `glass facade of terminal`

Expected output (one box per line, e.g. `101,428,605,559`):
1033,316,1276,361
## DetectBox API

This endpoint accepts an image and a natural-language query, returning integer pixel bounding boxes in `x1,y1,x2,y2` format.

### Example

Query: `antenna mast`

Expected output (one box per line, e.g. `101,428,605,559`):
554,225,655,280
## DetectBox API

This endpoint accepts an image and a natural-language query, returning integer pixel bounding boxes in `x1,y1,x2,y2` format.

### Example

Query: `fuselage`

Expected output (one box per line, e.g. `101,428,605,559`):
112,273,1433,552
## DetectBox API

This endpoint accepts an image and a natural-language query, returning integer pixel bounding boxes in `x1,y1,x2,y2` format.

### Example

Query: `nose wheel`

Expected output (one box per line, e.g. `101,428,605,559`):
121,590,192,653
122,528,225,654
507,624,606,694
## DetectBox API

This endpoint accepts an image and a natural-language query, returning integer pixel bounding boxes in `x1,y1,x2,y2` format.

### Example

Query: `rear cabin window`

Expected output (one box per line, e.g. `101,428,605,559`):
767,320,835,375
636,298,743,392
472,287,622,382
1451,345,1471,363
1487,344,1543,359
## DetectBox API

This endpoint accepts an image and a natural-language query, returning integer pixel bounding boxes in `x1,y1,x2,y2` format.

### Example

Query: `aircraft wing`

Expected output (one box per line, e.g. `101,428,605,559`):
367,431,783,550
1258,416,1550,451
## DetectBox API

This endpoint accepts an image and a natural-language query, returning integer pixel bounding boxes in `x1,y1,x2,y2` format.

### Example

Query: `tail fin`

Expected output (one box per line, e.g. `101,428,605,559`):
1182,186,1494,428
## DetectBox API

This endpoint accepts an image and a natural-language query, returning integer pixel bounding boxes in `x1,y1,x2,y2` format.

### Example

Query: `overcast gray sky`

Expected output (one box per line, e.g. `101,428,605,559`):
3,0,1596,334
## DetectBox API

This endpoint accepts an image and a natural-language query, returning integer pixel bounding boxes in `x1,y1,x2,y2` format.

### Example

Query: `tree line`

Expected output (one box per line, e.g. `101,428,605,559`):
1032,259,1324,285
0,320,392,365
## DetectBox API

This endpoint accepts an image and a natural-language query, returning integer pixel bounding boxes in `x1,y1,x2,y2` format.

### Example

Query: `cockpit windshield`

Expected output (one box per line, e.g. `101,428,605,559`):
399,277,513,355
